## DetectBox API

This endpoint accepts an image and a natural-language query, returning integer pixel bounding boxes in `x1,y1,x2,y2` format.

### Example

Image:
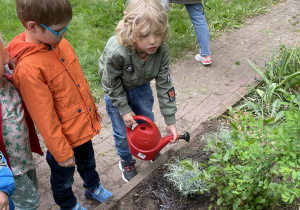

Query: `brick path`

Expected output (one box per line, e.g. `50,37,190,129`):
35,0,300,209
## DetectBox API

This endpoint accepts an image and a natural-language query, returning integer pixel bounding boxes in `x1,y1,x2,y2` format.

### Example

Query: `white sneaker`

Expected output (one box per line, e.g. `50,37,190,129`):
195,54,212,65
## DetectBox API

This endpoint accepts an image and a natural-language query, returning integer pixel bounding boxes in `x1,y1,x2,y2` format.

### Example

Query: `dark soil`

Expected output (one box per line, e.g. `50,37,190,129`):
114,119,221,210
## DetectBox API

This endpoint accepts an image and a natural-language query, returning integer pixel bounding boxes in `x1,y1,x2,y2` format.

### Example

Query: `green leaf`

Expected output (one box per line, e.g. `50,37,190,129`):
264,179,269,187
289,196,295,204
210,153,220,160
233,198,241,209
223,150,230,161
230,121,238,130
247,137,256,144
200,163,207,167
256,88,265,98
233,191,240,195
269,182,278,190
263,117,275,124
255,196,265,204
217,197,224,205
288,161,296,167
207,165,218,173
248,60,270,84
292,171,297,180
278,71,300,88
282,194,289,202
206,183,216,189
235,165,244,172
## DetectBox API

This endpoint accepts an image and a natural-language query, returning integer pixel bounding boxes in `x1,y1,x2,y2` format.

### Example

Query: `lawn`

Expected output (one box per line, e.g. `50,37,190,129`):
0,0,281,102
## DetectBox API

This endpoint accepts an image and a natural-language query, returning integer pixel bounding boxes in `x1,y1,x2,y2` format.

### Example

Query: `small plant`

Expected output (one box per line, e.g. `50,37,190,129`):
164,159,206,196
237,45,300,120
235,60,240,65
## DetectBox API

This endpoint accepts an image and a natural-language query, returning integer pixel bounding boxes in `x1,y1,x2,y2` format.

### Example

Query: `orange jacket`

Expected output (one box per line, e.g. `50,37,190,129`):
7,33,101,163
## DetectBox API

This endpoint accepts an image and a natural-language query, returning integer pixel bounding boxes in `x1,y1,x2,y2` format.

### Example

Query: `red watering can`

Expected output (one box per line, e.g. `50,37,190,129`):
126,115,190,160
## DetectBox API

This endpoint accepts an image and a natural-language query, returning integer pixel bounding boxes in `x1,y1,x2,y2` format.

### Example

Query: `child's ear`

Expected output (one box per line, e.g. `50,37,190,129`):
3,47,9,64
26,21,39,32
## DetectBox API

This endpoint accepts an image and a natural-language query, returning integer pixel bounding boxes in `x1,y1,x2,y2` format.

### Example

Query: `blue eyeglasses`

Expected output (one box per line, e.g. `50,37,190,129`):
40,22,71,36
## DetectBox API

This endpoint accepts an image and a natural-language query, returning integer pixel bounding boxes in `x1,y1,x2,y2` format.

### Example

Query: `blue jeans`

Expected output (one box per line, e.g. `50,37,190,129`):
105,82,154,161
185,4,211,57
46,140,100,210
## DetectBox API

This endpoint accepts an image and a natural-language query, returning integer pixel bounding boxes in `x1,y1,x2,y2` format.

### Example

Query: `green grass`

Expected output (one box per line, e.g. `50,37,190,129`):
0,0,281,102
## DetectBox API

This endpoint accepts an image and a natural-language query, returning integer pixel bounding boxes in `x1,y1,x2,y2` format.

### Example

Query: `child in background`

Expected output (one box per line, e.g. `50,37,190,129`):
99,0,178,182
0,151,16,210
0,35,43,210
7,0,112,209
160,0,212,65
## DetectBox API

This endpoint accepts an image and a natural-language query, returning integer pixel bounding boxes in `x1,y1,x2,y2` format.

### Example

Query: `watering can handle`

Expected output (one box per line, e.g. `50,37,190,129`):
133,115,156,129
133,115,190,142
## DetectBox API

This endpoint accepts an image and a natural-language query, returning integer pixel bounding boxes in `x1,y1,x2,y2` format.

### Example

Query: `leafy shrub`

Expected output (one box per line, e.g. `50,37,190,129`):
206,103,299,209
178,100,300,209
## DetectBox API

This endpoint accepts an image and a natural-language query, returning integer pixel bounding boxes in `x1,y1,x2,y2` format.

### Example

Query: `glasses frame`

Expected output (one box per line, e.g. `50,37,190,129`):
40,22,71,37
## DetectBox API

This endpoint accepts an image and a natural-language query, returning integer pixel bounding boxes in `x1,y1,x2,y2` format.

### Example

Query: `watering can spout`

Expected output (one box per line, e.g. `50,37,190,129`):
179,132,190,142
126,115,190,161
155,132,190,153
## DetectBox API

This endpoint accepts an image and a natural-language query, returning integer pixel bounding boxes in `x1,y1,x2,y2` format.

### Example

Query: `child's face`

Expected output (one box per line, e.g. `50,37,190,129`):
0,41,9,77
135,25,163,57
29,21,70,45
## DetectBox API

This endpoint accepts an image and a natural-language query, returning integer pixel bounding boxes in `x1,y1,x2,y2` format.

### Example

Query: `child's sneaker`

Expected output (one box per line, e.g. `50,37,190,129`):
195,54,212,65
84,183,113,203
72,202,87,210
119,159,137,182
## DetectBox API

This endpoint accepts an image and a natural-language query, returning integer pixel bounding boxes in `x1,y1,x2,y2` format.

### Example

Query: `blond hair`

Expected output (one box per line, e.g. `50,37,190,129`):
116,0,170,49
16,0,72,26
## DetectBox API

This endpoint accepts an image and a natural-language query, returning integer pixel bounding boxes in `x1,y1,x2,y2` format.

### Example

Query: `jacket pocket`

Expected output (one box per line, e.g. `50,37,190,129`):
56,101,93,142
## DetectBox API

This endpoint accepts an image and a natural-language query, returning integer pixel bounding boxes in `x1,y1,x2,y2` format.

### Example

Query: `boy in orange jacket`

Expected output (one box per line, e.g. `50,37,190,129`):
7,0,112,209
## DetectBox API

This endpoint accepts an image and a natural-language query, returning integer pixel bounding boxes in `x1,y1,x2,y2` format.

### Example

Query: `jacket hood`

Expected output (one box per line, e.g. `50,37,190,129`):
7,32,46,64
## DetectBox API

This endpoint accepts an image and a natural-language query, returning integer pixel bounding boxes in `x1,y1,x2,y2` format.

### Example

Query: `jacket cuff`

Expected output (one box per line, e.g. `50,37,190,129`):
118,105,132,116
1,189,12,197
164,114,176,125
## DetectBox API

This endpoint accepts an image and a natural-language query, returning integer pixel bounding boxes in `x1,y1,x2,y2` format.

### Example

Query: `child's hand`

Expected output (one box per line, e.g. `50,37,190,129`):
122,111,136,127
97,109,102,123
0,191,9,210
166,124,178,143
58,155,75,167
